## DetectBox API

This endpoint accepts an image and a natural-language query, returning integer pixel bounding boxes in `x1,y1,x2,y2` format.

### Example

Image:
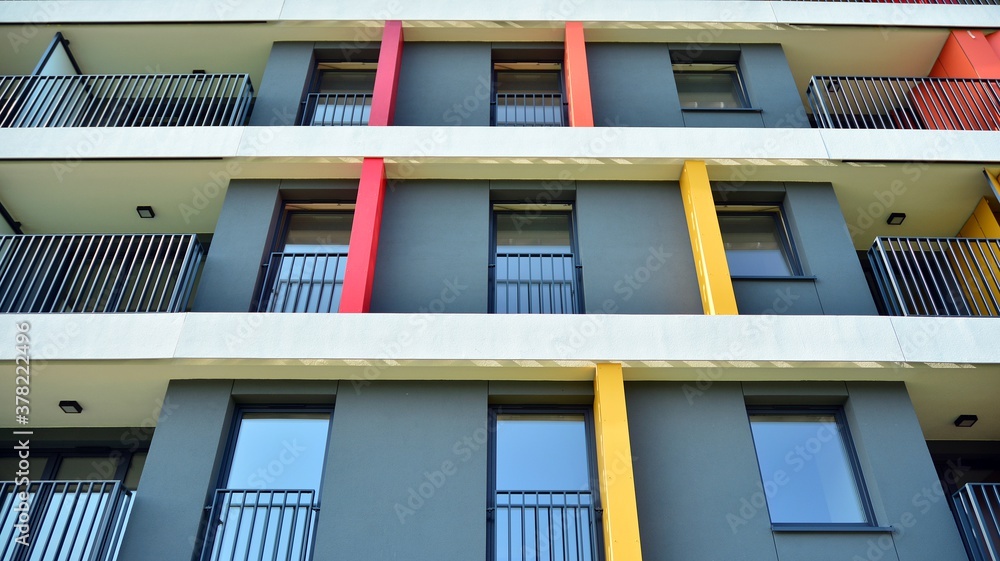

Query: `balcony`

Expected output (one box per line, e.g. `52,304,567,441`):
299,93,372,126
492,491,599,561
493,94,567,127
493,252,581,314
0,480,132,561
199,490,317,561
954,483,1000,561
867,237,1000,316
256,251,347,313
0,234,204,313
807,76,1000,130
0,74,253,128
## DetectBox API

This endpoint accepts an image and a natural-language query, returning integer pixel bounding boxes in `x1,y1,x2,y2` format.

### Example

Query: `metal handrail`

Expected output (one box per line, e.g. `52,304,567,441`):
0,234,204,313
493,93,567,126
0,74,254,127
492,491,599,561
257,251,348,313
807,76,1000,130
867,237,1000,316
0,480,132,561
299,92,372,126
494,252,579,314
199,489,317,561
953,483,1000,561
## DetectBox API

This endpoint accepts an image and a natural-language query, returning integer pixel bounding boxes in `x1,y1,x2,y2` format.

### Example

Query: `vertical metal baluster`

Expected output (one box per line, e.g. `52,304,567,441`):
885,238,920,315
45,75,77,127
950,238,986,316
88,235,128,312
199,74,225,126
0,236,32,311
966,239,1000,315
121,235,154,312
937,238,976,316
142,235,175,312
23,235,66,312
62,235,97,312
908,238,944,315
15,235,57,312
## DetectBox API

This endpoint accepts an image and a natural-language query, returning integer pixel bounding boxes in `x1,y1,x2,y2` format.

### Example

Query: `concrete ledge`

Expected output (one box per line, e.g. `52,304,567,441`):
5,312,999,365
1,0,997,29
0,127,245,160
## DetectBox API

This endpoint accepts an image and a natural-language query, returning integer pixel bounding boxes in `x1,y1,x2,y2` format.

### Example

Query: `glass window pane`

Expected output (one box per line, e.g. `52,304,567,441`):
124,452,146,490
674,68,745,109
719,214,793,276
495,213,571,252
748,414,867,524
283,213,353,253
226,413,331,492
495,414,589,491
318,71,376,93
495,72,561,94
55,456,121,481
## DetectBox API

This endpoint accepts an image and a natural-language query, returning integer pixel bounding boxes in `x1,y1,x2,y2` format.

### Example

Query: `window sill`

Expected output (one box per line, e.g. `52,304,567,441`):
771,524,894,533
731,275,817,281
681,107,763,113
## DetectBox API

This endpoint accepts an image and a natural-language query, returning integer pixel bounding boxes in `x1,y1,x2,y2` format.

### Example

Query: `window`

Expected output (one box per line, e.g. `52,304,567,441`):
200,409,332,561
493,63,566,126
747,408,875,527
301,62,376,126
488,409,602,561
491,204,583,314
257,204,353,313
671,50,749,110
717,205,801,277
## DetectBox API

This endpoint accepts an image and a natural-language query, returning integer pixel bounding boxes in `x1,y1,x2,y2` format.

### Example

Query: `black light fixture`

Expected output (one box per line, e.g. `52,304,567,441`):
59,400,83,414
136,205,155,219
886,212,906,226
954,414,978,428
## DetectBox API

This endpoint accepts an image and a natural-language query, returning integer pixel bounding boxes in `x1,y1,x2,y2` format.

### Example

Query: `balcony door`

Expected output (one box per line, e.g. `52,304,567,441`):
491,205,582,314
488,410,603,561
302,63,376,126
493,62,566,126
201,410,332,561
258,206,353,313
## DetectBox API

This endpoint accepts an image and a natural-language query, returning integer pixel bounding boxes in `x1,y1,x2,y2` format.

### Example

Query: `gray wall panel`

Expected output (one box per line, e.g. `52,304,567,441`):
586,43,682,127
576,181,700,314
193,180,281,312
249,43,314,126
783,183,877,315
118,380,234,561
395,43,491,126
626,382,779,561
740,45,809,128
314,381,488,561
371,180,490,313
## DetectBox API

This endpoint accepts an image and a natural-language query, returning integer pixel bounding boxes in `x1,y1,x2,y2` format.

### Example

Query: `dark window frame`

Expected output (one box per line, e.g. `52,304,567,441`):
746,405,879,531
301,61,377,126
488,204,585,314
0,447,146,484
490,61,568,126
670,49,753,111
717,204,805,278
486,405,605,561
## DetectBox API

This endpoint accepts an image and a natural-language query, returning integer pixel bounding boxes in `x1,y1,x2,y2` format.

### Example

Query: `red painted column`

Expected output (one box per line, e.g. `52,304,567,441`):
564,22,594,127
369,21,404,126
339,158,387,313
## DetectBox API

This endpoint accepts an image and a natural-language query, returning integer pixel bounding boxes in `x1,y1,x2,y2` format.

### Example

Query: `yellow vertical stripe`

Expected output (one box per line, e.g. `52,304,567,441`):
679,160,739,315
594,363,643,561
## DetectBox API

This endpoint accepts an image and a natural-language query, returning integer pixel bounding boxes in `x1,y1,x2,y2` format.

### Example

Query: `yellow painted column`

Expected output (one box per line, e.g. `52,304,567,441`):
593,363,642,561
956,197,1000,315
679,160,738,314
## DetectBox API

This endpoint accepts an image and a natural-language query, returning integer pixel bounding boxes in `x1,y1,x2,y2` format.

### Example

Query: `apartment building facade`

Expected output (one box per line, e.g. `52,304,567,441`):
1,1,999,561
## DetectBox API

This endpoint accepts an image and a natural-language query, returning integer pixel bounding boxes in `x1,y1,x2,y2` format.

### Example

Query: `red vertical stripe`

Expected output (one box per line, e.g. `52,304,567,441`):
369,21,404,126
339,158,387,313
564,22,594,127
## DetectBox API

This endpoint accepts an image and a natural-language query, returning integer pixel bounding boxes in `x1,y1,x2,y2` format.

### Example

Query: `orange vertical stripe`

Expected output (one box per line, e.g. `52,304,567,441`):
564,22,594,127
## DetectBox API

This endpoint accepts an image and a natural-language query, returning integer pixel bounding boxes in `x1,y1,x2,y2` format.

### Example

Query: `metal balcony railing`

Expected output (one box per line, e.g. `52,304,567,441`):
954,483,1000,561
299,93,372,126
493,94,567,126
492,491,599,561
0,480,132,561
0,74,253,128
494,253,580,314
0,234,204,313
257,252,347,313
807,76,1000,130
868,237,1000,316
199,490,317,561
